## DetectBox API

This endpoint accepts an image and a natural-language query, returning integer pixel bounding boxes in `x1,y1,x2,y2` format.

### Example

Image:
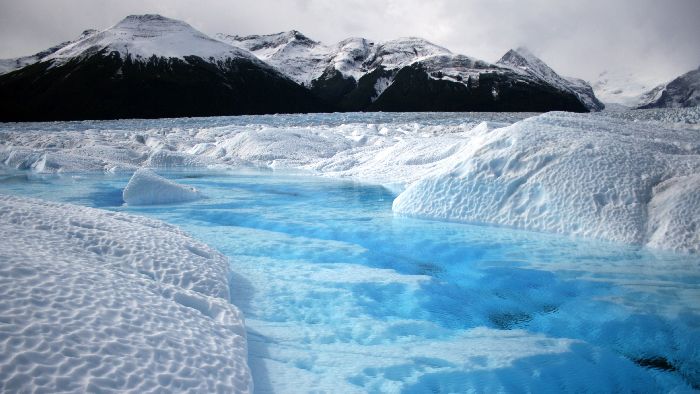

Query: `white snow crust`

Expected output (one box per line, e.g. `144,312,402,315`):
123,168,201,205
0,194,251,392
1,109,698,252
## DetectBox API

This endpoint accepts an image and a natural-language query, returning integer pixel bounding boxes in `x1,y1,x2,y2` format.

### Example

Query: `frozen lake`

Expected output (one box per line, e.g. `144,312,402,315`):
1,168,698,392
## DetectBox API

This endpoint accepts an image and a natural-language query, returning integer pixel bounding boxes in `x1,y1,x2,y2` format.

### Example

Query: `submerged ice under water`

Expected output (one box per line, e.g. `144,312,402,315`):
1,169,698,393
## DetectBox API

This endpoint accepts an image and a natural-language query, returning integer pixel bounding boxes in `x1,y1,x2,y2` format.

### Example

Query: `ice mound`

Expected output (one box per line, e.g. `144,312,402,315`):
0,194,251,392
123,168,201,205
393,112,700,252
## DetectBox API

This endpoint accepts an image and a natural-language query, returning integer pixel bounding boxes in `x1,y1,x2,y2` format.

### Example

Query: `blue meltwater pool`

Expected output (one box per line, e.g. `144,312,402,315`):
2,169,699,393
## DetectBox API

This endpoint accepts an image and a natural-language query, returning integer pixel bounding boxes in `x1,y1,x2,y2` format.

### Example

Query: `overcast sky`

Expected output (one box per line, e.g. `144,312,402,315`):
1,0,698,83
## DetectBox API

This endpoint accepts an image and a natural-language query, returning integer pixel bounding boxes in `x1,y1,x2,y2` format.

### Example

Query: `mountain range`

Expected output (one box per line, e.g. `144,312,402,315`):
0,14,695,121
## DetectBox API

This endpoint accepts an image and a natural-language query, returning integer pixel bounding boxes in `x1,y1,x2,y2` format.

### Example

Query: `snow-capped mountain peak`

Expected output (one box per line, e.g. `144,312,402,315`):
498,47,567,88
497,47,604,111
46,14,258,64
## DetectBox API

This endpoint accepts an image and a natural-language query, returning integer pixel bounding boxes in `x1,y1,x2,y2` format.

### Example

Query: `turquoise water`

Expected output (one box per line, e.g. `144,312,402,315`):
1,169,699,392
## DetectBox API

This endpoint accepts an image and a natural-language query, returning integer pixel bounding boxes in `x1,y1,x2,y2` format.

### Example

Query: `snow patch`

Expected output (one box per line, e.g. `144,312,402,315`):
371,77,392,102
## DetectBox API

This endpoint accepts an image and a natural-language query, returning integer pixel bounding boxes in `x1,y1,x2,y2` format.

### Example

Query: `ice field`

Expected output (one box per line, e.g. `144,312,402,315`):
1,109,699,392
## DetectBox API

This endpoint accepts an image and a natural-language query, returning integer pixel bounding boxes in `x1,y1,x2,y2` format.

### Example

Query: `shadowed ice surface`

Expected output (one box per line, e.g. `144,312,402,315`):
1,169,699,393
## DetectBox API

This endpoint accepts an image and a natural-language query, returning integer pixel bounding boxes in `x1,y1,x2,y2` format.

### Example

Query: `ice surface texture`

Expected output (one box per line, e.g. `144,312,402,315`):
0,194,251,393
123,168,201,205
394,112,700,253
1,109,698,252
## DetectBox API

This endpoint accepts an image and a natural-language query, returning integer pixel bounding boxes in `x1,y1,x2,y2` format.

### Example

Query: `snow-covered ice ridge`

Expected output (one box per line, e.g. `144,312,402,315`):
393,111,700,253
1,108,699,252
0,194,252,392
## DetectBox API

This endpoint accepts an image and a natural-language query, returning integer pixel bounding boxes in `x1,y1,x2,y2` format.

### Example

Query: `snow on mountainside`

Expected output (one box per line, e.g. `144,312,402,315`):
221,31,487,86
0,29,98,75
220,30,597,112
592,70,666,108
217,33,451,86
0,16,599,117
637,66,700,109
497,47,604,111
217,30,329,86
47,14,260,65
363,37,451,71
326,37,374,81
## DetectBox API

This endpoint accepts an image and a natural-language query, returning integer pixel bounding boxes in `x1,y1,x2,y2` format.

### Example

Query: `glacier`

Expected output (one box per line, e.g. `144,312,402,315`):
1,109,698,253
1,108,699,391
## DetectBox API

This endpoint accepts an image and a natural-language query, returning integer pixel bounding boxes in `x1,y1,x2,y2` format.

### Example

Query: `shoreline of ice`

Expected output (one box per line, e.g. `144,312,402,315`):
0,194,252,392
1,108,698,253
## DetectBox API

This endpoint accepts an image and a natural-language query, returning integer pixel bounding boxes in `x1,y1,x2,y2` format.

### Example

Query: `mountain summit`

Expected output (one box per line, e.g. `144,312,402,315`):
46,14,260,64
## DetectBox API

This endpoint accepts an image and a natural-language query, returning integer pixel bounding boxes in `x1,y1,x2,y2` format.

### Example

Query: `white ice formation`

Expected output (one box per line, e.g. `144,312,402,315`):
392,111,700,253
0,194,251,392
123,168,201,206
